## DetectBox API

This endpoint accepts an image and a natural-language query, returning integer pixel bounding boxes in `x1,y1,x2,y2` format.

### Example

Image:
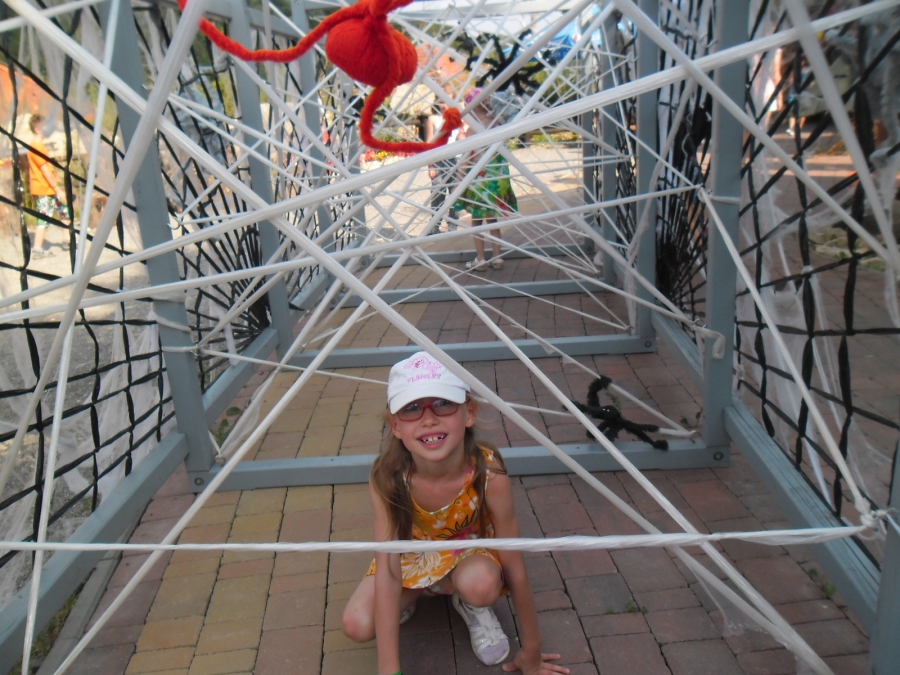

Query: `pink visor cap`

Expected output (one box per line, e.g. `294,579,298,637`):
387,352,470,414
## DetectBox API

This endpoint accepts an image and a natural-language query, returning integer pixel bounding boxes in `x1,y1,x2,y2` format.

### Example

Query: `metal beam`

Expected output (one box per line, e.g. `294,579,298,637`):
288,334,655,369
701,0,746,451
339,279,611,306
634,0,658,341
152,0,297,35
190,438,722,490
868,432,900,673
0,434,188,675
373,244,587,268
101,0,213,473
202,327,280,425
295,0,588,18
228,0,294,357
651,313,702,387
724,401,879,632
600,7,619,285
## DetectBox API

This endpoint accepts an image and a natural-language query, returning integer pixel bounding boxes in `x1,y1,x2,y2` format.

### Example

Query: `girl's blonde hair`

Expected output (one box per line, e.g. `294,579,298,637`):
371,399,506,540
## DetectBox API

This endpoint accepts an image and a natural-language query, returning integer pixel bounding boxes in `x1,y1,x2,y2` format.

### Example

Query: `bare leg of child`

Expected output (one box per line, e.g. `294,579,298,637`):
485,218,503,269
342,575,422,643
473,218,485,257
468,218,488,270
450,554,509,665
450,554,503,606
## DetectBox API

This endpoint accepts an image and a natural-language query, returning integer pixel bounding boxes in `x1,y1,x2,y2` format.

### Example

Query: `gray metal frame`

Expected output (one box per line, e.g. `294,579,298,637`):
227,0,295,356
191,438,723,490
632,0,658,345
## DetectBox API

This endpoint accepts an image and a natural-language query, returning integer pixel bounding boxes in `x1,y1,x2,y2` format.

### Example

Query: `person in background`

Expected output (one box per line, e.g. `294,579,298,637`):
425,101,462,235
27,114,67,259
453,89,518,271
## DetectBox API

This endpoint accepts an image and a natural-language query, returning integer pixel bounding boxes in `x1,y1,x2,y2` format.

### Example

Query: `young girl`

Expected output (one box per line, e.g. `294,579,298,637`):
454,89,518,271
342,352,570,675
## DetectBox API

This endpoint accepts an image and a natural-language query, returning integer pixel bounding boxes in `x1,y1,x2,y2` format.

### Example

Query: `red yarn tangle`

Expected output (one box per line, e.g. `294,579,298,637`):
178,0,463,154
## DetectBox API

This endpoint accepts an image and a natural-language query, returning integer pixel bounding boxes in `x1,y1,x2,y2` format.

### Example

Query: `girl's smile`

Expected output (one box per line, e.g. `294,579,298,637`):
390,397,475,469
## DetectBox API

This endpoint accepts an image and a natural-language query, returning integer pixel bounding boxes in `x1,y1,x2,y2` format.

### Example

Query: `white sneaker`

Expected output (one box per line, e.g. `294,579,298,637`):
399,600,416,625
451,592,510,666
465,258,488,271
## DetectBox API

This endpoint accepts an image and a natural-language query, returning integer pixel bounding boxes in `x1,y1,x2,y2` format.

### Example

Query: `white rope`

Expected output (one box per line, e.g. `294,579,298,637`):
700,189,869,518
0,193,694,324
55,233,426,673
0,0,212,504
784,0,898,259
0,1,884,317
417,207,836,674
10,3,896,672
0,0,106,33
19,3,123,668
0,526,873,555
613,0,900,274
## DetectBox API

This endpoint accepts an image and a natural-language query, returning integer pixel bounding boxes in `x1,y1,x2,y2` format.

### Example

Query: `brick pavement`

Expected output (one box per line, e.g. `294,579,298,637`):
62,251,872,675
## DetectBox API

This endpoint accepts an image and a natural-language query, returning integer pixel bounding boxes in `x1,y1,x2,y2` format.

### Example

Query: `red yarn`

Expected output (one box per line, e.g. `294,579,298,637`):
178,0,463,154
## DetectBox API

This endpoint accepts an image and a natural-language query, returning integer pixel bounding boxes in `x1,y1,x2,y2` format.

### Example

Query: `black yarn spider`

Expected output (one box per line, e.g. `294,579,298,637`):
455,30,552,96
571,377,669,451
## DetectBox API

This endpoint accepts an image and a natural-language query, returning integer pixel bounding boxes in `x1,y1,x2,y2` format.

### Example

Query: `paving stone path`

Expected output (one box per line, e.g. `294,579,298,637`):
60,240,875,674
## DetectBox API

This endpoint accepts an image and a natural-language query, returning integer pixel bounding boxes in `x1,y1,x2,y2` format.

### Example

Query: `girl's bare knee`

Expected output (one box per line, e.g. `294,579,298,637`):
453,558,502,606
342,608,374,643
458,579,501,606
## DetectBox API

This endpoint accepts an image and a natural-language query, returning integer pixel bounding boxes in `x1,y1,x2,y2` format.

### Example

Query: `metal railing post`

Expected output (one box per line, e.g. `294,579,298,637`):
702,0,748,451
291,0,338,250
600,10,619,285
228,0,295,356
635,0,658,344
99,0,214,475
869,432,900,673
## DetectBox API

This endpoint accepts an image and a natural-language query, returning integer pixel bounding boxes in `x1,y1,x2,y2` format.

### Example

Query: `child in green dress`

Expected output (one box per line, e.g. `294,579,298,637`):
454,89,518,271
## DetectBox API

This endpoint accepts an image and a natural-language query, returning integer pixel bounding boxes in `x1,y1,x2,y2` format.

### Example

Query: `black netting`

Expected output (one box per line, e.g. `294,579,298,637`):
735,4,900,566
0,5,172,588
604,1,900,569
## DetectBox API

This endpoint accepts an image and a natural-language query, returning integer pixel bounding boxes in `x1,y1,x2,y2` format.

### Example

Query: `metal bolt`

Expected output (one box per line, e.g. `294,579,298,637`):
194,477,205,486
644,340,652,348
713,452,724,461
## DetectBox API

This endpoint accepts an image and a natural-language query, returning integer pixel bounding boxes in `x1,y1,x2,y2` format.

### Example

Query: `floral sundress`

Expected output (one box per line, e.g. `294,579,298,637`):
454,153,518,220
366,446,502,594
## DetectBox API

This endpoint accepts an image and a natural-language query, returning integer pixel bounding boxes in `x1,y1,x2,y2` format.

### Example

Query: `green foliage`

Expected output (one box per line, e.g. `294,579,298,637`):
212,417,231,445
528,130,580,145
211,406,244,445
807,566,837,598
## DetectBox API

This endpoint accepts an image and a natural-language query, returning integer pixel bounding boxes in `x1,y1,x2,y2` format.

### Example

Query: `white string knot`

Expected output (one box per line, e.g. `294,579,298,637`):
692,320,726,359
857,506,888,540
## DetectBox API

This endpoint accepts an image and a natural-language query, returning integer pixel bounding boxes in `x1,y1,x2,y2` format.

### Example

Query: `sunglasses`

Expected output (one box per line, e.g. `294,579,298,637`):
395,398,461,422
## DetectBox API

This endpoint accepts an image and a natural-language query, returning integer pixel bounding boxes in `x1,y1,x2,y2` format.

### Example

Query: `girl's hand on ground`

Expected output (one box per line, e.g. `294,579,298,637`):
501,651,569,674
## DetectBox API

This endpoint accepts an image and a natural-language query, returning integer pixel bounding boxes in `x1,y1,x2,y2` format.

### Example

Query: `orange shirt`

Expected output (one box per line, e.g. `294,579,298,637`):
366,446,502,593
28,140,56,197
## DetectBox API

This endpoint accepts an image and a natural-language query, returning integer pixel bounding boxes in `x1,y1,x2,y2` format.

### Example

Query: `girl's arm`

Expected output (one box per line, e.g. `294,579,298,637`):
369,480,404,675
487,472,570,675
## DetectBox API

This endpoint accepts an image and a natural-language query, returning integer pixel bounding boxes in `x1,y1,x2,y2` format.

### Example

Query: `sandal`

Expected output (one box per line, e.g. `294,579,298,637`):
489,258,504,270
466,258,488,271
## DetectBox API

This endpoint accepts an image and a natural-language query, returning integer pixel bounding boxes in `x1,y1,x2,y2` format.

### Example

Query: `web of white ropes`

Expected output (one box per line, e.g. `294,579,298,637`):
2,0,899,673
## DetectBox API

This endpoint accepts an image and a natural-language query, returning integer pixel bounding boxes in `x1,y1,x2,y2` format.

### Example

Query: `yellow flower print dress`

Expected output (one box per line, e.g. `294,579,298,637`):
367,446,502,594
